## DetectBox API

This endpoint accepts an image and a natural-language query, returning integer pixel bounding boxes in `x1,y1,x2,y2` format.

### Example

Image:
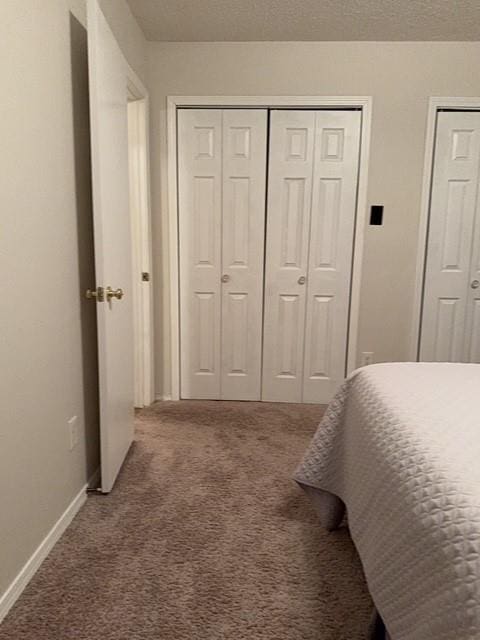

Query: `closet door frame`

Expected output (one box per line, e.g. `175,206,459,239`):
167,96,373,401
411,97,480,361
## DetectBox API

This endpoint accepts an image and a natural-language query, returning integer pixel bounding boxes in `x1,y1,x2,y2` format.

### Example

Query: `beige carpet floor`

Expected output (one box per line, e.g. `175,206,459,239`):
0,401,372,639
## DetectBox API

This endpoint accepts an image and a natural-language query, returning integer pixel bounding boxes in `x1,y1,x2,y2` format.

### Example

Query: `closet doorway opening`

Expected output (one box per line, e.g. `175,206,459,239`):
167,97,372,403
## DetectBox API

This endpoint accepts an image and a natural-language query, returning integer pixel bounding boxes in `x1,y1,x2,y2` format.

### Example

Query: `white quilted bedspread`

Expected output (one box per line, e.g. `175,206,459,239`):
294,362,480,640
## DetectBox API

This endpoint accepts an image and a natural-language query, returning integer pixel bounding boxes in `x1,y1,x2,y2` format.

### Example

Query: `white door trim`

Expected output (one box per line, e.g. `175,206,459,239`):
410,97,480,361
128,95,155,407
167,95,373,401
126,73,155,407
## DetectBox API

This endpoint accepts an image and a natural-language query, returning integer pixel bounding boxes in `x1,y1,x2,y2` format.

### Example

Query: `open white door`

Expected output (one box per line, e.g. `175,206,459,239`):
87,0,134,492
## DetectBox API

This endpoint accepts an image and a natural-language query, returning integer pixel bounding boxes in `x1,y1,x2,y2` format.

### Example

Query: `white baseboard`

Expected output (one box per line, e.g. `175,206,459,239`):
155,393,172,401
0,484,87,624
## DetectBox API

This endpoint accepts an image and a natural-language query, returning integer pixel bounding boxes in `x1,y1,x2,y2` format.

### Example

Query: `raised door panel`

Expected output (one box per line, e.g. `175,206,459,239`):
306,295,334,378
262,111,316,402
434,298,462,361
221,109,267,400
193,292,217,374
441,180,470,271
276,294,301,377
178,109,222,398
303,111,361,403
465,299,480,362
420,111,480,362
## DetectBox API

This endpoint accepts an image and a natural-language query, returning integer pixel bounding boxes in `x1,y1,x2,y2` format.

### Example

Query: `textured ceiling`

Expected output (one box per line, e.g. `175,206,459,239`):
127,0,480,41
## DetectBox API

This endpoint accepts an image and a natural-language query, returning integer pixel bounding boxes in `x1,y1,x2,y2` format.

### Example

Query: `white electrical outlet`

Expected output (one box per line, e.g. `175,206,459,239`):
68,416,78,451
361,352,374,367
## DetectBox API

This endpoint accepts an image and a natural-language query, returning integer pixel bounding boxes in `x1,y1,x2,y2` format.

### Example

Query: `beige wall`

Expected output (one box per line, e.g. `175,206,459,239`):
0,0,145,603
1,13,479,608
146,41,480,398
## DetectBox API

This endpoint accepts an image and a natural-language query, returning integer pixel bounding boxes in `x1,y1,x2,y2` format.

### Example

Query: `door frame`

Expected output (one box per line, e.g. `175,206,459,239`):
410,97,480,360
166,95,373,401
127,83,155,407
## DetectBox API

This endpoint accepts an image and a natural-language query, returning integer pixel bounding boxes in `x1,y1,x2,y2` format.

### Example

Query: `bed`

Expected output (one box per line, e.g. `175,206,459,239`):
294,362,480,640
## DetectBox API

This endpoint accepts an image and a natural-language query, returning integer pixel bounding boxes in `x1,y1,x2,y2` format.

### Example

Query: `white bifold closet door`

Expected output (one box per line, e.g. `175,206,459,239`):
178,109,267,400
262,110,361,403
420,111,480,362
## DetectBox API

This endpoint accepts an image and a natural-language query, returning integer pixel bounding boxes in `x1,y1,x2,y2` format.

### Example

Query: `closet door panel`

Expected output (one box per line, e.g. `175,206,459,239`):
420,112,480,362
221,109,268,399
262,111,316,402
462,115,480,362
303,111,361,403
178,109,222,399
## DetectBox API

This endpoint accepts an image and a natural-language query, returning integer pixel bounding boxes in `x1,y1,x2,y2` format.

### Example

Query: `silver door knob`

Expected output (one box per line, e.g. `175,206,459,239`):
471,279,480,289
298,276,306,285
221,274,230,283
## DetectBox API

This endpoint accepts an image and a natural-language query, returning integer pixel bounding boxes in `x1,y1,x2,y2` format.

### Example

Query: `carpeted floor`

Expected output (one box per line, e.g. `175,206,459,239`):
0,401,372,639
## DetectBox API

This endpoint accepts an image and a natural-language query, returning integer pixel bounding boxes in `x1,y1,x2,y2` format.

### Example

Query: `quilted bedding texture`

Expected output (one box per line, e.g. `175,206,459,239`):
294,362,480,640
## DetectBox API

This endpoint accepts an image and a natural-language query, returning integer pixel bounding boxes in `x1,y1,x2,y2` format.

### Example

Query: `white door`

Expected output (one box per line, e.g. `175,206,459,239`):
420,111,480,362
178,109,267,400
221,110,268,400
128,97,154,409
262,110,361,403
88,0,134,492
303,111,362,402
262,111,316,402
178,109,222,399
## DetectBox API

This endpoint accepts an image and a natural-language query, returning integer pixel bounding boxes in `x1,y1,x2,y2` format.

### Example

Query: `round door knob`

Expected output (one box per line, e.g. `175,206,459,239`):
106,286,124,301
298,276,306,285
471,279,480,289
221,274,230,283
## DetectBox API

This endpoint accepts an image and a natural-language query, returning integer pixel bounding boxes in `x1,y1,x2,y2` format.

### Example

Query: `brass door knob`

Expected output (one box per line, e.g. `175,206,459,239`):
298,276,306,285
221,274,230,283
106,286,124,301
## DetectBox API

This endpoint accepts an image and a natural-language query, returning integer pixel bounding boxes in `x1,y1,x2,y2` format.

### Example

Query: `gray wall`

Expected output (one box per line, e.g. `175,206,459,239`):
146,41,480,398
0,0,146,603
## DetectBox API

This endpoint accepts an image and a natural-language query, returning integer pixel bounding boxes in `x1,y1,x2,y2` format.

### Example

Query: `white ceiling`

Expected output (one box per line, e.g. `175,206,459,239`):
127,0,480,42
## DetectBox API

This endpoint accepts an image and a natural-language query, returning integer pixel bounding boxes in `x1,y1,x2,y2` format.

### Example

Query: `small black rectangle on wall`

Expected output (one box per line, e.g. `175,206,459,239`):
370,205,384,225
